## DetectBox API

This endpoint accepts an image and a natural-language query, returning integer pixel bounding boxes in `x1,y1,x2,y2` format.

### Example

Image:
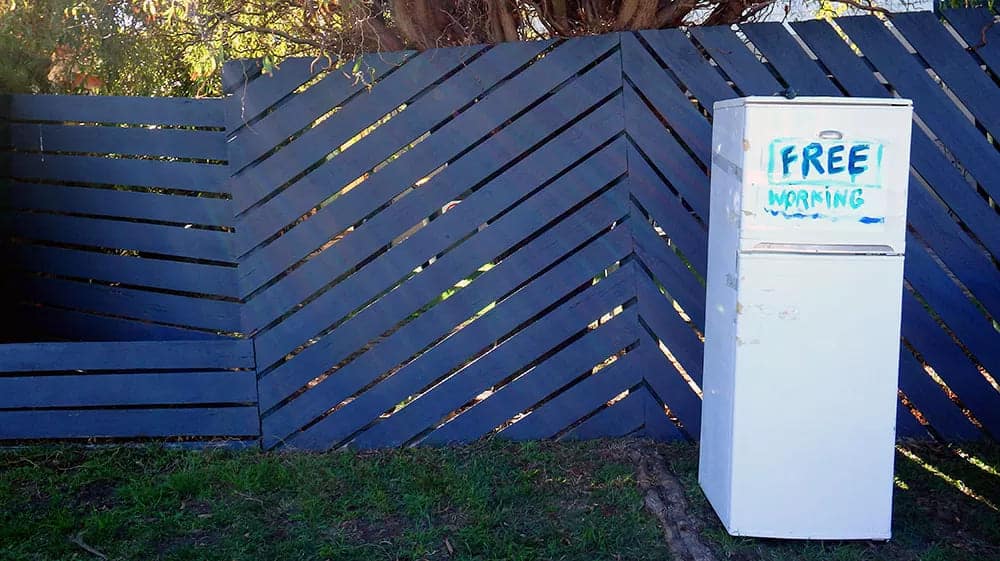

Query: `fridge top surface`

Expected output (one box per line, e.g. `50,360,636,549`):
714,96,912,110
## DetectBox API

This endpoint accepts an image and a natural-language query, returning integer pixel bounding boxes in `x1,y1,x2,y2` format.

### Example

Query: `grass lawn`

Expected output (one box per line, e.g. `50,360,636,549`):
662,440,1000,561
0,439,997,561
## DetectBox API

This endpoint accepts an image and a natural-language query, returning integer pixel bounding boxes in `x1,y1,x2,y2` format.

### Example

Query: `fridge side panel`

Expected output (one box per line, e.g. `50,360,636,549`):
728,253,903,539
699,103,747,526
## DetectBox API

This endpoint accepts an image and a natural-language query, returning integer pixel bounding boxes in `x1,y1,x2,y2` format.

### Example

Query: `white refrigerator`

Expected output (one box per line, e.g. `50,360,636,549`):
699,97,913,540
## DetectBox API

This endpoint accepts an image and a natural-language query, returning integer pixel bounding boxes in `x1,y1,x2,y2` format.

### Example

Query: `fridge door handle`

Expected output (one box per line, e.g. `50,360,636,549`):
747,242,901,255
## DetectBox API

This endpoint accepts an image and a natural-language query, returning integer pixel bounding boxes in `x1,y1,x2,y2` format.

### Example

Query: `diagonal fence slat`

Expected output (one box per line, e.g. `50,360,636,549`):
226,55,410,172
4,10,995,448
232,11,996,449
690,25,782,95
236,43,552,256
237,41,613,328
835,16,1000,212
423,310,640,444
941,8,1000,76
740,22,839,96
893,12,1000,140
230,46,487,215
351,264,638,449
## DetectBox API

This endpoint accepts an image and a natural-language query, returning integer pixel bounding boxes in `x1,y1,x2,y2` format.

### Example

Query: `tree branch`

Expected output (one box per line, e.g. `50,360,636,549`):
214,12,326,48
825,0,892,16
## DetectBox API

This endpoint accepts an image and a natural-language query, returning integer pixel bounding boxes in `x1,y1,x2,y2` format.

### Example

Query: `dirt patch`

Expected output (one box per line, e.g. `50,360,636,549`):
329,513,411,546
628,443,719,561
74,480,119,511
180,500,213,517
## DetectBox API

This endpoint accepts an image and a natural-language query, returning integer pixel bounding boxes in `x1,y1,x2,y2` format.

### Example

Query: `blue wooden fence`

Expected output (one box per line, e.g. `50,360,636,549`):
0,9,997,448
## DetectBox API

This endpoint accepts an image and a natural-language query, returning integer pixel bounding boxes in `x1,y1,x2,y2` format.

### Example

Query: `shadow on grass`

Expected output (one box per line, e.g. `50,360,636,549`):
659,439,1000,561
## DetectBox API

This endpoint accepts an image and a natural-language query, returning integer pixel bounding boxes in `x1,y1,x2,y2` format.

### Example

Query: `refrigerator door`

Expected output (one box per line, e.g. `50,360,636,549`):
737,99,912,255
727,252,904,539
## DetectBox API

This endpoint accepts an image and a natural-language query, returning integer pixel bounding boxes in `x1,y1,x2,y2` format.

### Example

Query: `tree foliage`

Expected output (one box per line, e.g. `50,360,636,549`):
0,0,889,96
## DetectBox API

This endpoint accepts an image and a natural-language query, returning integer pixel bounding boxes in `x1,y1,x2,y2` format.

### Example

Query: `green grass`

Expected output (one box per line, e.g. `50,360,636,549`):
0,440,666,561
661,439,1000,561
1,439,997,561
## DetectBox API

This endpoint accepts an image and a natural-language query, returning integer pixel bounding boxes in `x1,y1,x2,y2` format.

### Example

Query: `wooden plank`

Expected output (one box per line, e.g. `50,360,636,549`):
259,190,628,418
231,45,488,212
16,275,241,332
17,305,227,342
254,171,626,401
635,275,704,384
0,407,260,439
1,181,234,227
562,389,646,441
629,202,706,330
7,153,228,193
9,244,239,298
274,227,633,449
740,22,840,96
633,329,702,435
626,136,708,276
5,212,235,262
640,29,740,115
228,54,409,171
347,264,638,449
900,290,1000,435
941,8,1000,80
7,94,225,127
906,134,1000,261
624,85,710,221
7,123,227,160
0,371,257,408
621,33,712,165
897,347,981,440
239,54,623,300
235,41,558,252
500,349,643,440
893,12,1000,140
236,37,611,255
222,59,263,95
834,16,1000,204
241,91,625,330
690,25,782,95
0,340,254,372
906,180,1000,318
904,237,1000,378
790,19,889,99
563,387,685,441
251,135,627,366
423,311,640,444
227,57,333,127
639,388,688,441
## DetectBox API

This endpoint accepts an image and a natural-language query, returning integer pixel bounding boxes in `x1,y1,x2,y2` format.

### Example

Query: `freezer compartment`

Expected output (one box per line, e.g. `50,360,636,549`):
727,252,904,539
736,101,912,254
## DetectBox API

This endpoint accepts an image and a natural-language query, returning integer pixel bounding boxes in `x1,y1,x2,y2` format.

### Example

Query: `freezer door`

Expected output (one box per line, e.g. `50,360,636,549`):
728,252,904,539
738,101,912,254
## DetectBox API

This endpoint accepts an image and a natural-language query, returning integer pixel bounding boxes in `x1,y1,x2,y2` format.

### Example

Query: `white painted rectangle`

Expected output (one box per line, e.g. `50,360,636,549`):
738,100,912,252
